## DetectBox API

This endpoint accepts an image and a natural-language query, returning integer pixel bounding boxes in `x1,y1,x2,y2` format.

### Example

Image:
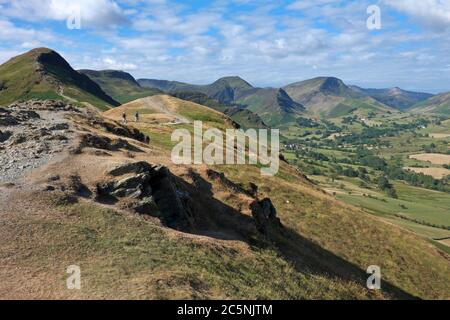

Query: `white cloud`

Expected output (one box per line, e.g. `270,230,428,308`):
384,0,450,31
288,0,339,11
0,0,126,28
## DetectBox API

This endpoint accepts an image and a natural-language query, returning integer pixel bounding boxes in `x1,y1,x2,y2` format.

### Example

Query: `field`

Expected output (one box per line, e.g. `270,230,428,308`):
405,167,450,179
282,112,450,253
430,133,450,139
409,153,450,165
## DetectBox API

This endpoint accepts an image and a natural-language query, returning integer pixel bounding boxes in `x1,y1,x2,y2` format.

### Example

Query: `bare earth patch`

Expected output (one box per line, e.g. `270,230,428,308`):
430,133,450,139
405,167,450,179
409,153,450,165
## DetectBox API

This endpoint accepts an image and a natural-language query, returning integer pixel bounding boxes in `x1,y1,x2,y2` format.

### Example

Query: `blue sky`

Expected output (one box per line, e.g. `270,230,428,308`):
0,0,450,93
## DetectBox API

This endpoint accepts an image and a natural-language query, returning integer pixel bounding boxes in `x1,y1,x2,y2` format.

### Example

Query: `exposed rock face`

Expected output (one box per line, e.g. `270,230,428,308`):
96,162,194,230
88,118,147,143
76,134,142,153
108,161,153,176
0,130,12,143
250,198,282,236
0,100,76,183
0,107,40,126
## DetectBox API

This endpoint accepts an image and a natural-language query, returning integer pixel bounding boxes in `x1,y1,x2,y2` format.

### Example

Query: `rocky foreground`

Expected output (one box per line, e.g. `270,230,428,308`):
1,100,448,300
0,100,78,183
0,99,280,236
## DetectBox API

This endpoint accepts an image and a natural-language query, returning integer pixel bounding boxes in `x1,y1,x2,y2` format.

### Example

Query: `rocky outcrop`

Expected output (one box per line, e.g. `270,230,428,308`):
88,118,147,143
250,198,282,236
96,162,194,230
0,100,75,183
75,134,143,153
0,130,12,143
0,107,40,126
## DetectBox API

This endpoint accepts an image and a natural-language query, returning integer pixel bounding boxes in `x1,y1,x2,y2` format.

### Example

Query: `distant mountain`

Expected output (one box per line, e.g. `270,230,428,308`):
140,76,304,126
0,48,119,110
411,92,450,115
139,76,253,104
170,91,268,129
79,69,161,104
284,77,394,117
235,88,304,125
350,86,433,110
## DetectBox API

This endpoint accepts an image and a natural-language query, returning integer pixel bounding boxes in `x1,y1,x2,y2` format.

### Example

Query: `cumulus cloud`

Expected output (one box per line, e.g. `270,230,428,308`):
0,0,449,92
288,0,339,11
0,0,126,28
384,0,450,31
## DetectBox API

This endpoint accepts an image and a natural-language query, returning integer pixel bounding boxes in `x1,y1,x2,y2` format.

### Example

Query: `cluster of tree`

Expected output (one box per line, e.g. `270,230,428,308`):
296,117,320,128
376,176,398,198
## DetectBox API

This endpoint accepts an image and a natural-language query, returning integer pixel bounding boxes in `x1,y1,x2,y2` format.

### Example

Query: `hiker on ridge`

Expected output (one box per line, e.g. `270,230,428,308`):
135,111,140,123
122,112,127,124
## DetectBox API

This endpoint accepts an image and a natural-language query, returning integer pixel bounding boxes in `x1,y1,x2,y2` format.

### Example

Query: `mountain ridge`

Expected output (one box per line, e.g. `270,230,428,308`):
283,76,395,117
79,69,162,104
350,85,433,110
0,48,119,110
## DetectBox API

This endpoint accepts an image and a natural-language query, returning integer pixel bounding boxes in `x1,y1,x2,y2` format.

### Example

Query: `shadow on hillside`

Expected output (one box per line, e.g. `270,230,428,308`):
169,172,418,299
171,173,258,241
271,226,418,300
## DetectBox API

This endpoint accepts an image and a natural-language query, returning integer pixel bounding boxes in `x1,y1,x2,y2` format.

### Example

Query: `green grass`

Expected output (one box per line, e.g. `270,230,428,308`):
0,49,117,110
21,199,373,299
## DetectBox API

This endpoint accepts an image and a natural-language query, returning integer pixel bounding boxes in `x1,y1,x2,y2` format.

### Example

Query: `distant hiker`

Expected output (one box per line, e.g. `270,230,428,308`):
135,111,140,123
122,112,127,124
145,136,150,145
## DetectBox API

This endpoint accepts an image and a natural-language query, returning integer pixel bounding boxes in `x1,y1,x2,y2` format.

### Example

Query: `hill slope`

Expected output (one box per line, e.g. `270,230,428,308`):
0,48,119,110
138,76,253,103
170,91,268,129
1,99,449,299
236,88,305,126
139,77,304,126
284,77,394,117
411,92,450,115
104,94,236,129
79,70,162,104
351,86,433,110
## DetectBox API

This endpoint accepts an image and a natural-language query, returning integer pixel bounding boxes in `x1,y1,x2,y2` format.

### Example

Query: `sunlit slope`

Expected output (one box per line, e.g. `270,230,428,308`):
0,48,119,110
104,94,234,129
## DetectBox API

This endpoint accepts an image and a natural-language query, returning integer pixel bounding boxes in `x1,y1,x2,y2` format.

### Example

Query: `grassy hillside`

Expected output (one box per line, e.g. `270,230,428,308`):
0,48,119,110
79,70,162,104
138,76,253,104
284,77,395,118
236,88,304,126
1,96,449,299
412,92,450,115
139,77,304,126
351,86,433,110
170,91,268,129
109,102,450,299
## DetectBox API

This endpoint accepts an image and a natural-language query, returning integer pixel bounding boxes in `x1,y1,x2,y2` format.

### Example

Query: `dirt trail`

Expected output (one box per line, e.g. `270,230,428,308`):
0,101,77,185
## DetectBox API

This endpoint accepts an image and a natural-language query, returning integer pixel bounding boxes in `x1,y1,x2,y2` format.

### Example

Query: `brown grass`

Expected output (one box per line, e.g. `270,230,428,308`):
409,153,450,165
405,167,450,179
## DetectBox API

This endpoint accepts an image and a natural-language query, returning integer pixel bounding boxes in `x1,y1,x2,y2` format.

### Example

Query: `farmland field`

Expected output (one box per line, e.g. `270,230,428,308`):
409,154,450,165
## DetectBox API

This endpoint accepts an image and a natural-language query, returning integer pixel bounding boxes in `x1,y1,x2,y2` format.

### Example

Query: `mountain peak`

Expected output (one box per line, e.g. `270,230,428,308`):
0,48,119,108
319,77,347,94
213,76,253,89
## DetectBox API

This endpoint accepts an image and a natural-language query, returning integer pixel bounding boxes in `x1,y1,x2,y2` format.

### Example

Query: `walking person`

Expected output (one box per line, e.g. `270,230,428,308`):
135,111,140,123
122,112,127,124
